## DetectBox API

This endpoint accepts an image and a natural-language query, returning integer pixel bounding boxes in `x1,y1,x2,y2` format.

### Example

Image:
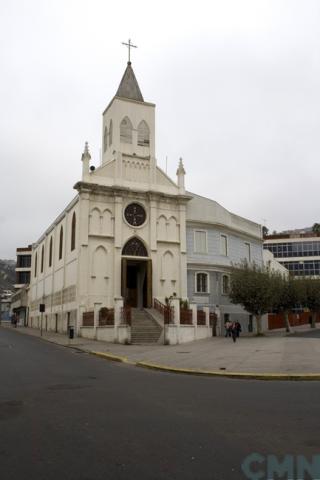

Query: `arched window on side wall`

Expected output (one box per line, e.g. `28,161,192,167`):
108,120,113,146
34,252,37,277
49,237,53,267
41,245,44,273
137,120,150,146
195,272,209,293
120,116,133,144
71,212,76,251
103,126,108,152
222,275,230,295
59,226,63,260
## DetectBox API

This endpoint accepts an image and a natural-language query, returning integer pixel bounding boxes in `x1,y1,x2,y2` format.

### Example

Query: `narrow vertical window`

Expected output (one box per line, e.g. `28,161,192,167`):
220,235,228,256
222,275,230,294
137,120,150,146
34,252,37,277
194,230,207,253
245,242,251,261
41,245,44,273
71,213,76,251
49,237,53,267
108,119,113,146
59,226,63,260
120,116,133,144
103,126,108,152
196,272,209,293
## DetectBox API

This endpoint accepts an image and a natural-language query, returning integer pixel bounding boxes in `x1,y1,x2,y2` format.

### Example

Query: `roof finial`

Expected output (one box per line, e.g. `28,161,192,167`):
176,157,186,176
122,38,137,64
176,157,186,193
82,141,91,160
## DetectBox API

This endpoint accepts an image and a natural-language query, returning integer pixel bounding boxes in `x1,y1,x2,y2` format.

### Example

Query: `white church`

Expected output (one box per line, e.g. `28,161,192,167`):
28,57,265,344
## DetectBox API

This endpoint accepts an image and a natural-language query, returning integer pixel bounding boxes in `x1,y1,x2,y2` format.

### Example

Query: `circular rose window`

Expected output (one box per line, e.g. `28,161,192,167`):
124,203,146,227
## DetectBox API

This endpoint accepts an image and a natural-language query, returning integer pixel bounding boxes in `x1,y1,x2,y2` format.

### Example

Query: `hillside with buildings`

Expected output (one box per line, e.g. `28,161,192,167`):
0,260,16,293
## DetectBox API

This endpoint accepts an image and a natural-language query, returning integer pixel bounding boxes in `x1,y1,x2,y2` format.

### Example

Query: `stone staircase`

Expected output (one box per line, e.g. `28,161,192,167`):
131,308,163,344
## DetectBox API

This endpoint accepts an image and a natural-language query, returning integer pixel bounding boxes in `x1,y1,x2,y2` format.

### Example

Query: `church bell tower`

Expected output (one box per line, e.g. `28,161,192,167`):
101,57,156,187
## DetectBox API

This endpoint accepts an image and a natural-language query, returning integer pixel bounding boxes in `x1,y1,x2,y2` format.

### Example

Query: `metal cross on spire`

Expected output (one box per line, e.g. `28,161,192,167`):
122,38,137,63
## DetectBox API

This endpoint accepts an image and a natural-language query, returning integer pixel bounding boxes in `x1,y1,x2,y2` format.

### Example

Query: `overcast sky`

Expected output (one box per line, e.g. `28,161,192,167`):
1,0,319,258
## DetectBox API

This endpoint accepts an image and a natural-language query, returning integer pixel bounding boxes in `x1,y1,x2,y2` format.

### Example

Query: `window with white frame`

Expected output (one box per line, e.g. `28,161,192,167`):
244,242,251,261
222,274,230,294
194,230,207,253
195,272,209,293
220,234,228,256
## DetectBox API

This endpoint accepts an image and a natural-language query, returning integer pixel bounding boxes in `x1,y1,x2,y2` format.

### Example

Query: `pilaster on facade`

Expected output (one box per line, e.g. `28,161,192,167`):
179,202,187,253
115,151,123,182
79,191,90,246
149,199,157,251
180,252,188,299
113,247,122,299
114,195,123,248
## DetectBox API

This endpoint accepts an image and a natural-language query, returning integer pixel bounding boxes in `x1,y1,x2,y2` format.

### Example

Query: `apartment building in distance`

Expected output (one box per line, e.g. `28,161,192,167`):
263,228,320,278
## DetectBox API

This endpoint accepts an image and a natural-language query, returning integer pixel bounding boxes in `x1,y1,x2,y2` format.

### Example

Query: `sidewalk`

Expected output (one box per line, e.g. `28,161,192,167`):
2,323,320,379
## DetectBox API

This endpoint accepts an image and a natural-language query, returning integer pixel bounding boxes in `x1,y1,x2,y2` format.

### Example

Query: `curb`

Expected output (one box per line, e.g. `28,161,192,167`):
135,361,320,381
0,325,89,354
90,351,132,364
3,327,320,381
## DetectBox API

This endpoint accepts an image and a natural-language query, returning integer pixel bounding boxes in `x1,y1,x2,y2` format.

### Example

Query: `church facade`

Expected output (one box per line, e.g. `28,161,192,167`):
28,61,264,343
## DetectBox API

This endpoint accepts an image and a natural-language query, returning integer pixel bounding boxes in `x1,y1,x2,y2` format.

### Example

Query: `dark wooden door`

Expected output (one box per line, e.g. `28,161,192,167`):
146,259,152,308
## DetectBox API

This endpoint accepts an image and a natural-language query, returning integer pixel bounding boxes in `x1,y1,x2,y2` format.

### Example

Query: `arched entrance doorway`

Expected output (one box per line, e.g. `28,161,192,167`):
121,238,152,308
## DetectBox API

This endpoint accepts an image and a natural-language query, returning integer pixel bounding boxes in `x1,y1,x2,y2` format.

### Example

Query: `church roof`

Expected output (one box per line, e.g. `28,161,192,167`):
115,62,144,102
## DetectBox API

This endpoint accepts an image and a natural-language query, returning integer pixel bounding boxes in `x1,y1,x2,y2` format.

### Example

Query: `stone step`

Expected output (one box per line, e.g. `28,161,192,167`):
131,336,160,341
130,307,162,344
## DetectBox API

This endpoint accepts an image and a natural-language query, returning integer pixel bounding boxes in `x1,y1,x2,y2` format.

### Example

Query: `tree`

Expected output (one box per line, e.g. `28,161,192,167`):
272,274,304,333
262,226,269,238
229,262,277,335
299,278,320,328
312,223,320,234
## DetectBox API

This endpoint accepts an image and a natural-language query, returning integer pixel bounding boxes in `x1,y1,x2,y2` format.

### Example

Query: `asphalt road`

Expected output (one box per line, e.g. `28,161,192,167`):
0,328,319,480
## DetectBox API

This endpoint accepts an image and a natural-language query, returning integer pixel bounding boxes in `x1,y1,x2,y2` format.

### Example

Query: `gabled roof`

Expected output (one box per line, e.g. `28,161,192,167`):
115,62,144,102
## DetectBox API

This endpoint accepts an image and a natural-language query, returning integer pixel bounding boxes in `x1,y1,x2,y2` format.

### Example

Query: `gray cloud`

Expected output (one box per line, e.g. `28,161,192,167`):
1,0,319,257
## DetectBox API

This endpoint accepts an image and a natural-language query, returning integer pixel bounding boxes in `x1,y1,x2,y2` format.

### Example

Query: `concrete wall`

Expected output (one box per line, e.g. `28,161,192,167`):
165,325,212,345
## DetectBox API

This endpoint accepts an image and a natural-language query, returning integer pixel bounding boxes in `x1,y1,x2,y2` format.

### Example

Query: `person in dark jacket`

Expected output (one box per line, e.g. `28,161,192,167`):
231,322,237,342
235,321,242,337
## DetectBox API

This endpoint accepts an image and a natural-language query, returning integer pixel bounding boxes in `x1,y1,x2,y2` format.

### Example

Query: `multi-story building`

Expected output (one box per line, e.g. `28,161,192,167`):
186,193,264,334
11,246,32,325
14,246,32,288
263,229,320,278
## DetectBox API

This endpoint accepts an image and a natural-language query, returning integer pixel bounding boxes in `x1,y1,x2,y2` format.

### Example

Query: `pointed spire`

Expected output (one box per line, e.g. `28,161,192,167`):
116,62,144,102
176,157,186,193
82,141,91,161
176,157,186,176
81,142,91,181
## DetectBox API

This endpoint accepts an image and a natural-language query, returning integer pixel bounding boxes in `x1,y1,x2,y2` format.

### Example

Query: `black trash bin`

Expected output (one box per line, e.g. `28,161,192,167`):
68,326,74,339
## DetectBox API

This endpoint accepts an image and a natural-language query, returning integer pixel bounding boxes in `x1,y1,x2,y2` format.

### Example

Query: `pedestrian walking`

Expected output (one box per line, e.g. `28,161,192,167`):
225,320,231,337
235,321,242,338
12,313,17,328
231,322,237,343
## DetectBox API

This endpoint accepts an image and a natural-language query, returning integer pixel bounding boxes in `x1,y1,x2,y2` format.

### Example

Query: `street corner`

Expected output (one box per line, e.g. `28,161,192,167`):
135,361,320,381
90,351,132,364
